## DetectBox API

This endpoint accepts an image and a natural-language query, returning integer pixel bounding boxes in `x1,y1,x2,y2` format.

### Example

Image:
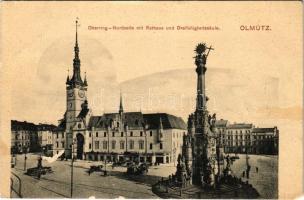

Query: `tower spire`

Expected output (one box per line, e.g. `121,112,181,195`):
68,18,84,87
119,91,124,114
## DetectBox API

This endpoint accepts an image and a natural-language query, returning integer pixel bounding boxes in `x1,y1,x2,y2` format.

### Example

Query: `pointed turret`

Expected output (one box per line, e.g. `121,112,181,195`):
83,72,88,86
119,91,124,115
66,70,70,85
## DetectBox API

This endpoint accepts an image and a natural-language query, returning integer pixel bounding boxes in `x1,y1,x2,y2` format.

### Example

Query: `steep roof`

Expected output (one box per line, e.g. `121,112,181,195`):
143,113,186,130
88,112,144,129
88,112,186,130
77,106,90,119
227,123,253,129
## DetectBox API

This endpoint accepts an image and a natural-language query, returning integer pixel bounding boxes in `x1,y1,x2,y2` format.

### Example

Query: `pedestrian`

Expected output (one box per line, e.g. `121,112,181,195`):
246,169,250,179
256,166,258,173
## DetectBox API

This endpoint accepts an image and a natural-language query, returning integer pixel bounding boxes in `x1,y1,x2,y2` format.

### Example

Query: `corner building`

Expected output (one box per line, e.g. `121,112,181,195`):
60,21,186,164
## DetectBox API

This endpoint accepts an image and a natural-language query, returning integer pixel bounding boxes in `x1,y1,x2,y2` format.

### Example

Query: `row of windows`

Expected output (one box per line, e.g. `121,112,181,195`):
55,132,65,138
56,141,65,148
89,141,163,150
226,135,251,140
226,135,273,140
226,130,251,134
14,135,30,140
89,131,153,138
173,132,185,138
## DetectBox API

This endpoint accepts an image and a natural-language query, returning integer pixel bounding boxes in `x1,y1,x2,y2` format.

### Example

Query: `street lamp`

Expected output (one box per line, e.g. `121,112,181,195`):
70,138,76,198
23,145,28,171
142,122,148,163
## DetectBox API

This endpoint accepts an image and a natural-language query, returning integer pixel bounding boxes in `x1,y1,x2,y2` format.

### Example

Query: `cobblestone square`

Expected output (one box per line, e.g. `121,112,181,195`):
11,153,277,198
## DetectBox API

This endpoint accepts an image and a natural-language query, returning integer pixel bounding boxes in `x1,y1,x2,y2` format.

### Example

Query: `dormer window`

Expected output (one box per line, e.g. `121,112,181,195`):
78,124,81,129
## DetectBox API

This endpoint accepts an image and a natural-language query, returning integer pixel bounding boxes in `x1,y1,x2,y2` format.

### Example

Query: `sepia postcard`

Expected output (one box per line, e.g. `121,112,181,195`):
0,1,303,199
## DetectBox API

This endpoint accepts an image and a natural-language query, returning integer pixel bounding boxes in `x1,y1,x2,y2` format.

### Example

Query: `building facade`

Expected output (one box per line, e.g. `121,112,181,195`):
11,120,56,154
37,124,57,155
11,120,34,153
251,127,279,155
214,121,279,155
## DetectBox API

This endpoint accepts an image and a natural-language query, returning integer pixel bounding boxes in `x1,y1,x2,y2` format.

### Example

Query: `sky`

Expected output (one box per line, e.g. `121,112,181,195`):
1,2,303,197
3,2,302,129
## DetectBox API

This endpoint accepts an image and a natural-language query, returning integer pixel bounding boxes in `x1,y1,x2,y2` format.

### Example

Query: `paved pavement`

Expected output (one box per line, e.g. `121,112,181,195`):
229,154,278,199
11,153,277,198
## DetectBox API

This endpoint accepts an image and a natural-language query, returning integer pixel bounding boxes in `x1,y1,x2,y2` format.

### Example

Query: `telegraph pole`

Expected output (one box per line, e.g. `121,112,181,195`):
23,146,27,171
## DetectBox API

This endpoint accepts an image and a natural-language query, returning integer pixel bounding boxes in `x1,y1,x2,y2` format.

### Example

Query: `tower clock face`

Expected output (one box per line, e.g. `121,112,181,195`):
78,90,85,98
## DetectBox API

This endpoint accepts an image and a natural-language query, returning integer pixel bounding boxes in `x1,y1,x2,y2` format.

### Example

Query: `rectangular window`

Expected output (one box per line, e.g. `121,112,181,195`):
61,142,65,148
130,132,133,137
112,141,116,149
103,141,108,149
56,133,58,138
160,143,163,150
120,141,125,149
112,132,115,137
62,132,65,138
150,143,153,150
89,143,92,149
89,132,92,137
129,141,134,149
150,131,152,137
95,141,99,149
139,141,144,149
104,132,107,137
56,142,59,147
121,132,124,137
96,132,98,137
140,131,143,137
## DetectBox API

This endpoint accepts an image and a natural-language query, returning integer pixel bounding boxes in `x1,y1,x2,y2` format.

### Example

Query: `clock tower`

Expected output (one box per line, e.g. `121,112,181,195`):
65,19,88,132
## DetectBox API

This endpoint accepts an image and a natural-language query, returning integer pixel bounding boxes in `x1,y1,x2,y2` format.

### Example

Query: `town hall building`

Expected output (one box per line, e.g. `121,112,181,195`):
53,20,187,164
